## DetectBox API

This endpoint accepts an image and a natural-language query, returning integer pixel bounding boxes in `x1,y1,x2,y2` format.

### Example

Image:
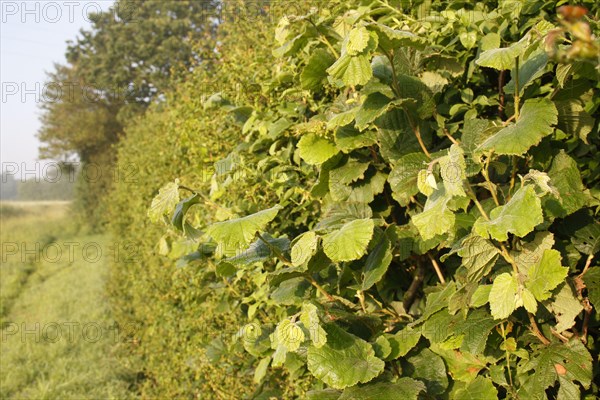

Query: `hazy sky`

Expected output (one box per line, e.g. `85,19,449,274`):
1,1,114,178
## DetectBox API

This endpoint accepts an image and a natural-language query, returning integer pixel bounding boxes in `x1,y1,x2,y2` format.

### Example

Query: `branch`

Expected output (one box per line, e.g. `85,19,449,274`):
403,263,425,310
528,313,551,345
427,253,446,284
306,275,334,302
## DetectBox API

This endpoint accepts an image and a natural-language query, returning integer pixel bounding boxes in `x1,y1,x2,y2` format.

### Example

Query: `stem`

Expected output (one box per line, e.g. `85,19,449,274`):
407,114,431,159
385,49,401,98
307,19,339,58
499,244,519,276
482,154,500,206
443,127,460,145
467,183,490,221
427,253,446,284
257,232,292,266
306,276,334,301
403,263,425,310
514,57,520,119
500,323,514,389
498,70,505,118
357,290,367,312
528,313,551,345
578,254,595,278
508,156,519,199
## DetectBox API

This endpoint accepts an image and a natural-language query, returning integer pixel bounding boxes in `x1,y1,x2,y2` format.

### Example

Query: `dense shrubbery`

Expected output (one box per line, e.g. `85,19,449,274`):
112,0,599,398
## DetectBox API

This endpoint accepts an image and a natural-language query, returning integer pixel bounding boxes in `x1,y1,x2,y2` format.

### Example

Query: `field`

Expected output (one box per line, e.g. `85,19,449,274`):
0,202,135,398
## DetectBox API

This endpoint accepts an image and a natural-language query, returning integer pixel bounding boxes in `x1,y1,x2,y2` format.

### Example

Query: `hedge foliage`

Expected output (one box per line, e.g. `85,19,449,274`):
111,0,600,398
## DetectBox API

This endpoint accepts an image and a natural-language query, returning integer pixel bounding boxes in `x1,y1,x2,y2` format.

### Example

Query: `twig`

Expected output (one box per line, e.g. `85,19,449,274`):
443,127,460,145
498,70,505,118
427,253,446,284
482,154,500,206
528,313,551,345
578,254,595,278
307,276,334,301
550,328,569,343
403,264,425,310
256,232,292,266
409,118,432,159
500,323,514,389
357,290,367,313
514,57,520,119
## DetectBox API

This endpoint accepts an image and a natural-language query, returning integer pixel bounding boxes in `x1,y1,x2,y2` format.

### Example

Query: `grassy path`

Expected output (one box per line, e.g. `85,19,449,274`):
1,203,135,399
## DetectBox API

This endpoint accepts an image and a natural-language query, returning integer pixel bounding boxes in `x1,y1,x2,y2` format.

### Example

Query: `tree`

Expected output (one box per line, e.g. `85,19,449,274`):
38,0,218,228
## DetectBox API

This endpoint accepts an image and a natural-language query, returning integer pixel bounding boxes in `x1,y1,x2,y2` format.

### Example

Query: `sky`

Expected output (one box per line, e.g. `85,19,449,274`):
1,0,114,178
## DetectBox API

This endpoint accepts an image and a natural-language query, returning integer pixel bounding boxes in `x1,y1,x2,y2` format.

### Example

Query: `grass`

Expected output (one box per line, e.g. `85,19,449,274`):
0,202,136,399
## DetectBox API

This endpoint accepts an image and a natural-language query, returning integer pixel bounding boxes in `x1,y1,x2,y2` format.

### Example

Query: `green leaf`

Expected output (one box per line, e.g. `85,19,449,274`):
504,50,548,95
330,170,387,203
335,125,377,153
422,309,456,343
544,283,583,333
302,49,336,90
361,234,392,290
306,389,342,400
322,219,374,262
327,54,373,87
403,348,448,395
439,144,467,197
224,235,290,266
298,133,339,165
412,188,455,241
271,277,312,306
545,150,590,218
291,232,318,267
555,99,594,143
473,185,543,242
316,202,373,231
583,267,600,310
355,93,392,131
275,319,305,352
421,282,457,321
372,335,391,359
522,288,538,314
572,222,600,255
431,345,488,383
512,231,555,275
329,158,370,186
526,249,568,301
338,379,425,400
366,23,424,52
375,108,426,162
457,234,499,282
489,273,518,319
478,98,558,155
307,323,385,389
327,109,357,131
171,193,201,231
519,340,592,398
476,39,527,70
455,309,498,354
253,357,270,383
300,303,327,348
206,205,282,248
386,327,421,360
346,26,371,56
470,285,491,308
388,153,428,206
148,181,180,223
395,74,436,119
454,376,498,400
